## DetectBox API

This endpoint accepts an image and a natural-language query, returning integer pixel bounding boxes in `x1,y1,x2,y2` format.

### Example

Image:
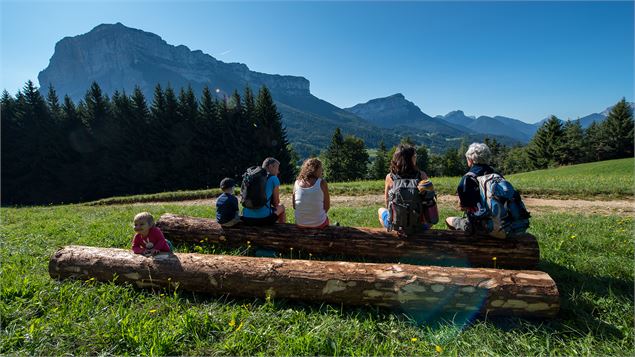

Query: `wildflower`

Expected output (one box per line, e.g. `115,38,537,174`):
492,257,497,261
89,277,95,281
570,235,576,239
229,318,236,327
149,309,157,313
411,337,418,342
235,321,244,332
435,345,443,353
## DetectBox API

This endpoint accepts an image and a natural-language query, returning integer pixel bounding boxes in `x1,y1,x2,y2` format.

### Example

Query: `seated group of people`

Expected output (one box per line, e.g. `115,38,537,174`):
132,142,521,255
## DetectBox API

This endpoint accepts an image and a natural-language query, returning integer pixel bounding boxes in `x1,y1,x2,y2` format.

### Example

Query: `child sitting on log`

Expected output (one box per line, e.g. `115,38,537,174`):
216,177,241,227
131,212,172,255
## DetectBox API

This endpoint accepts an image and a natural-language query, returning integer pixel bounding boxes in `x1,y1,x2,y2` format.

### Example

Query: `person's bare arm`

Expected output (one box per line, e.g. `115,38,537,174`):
292,189,296,210
272,186,280,207
384,174,392,207
321,179,330,212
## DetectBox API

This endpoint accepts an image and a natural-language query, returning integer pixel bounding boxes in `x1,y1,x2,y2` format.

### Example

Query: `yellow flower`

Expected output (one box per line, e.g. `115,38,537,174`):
229,318,236,327
435,345,443,353
235,321,244,332
149,309,157,313
411,337,418,342
570,235,576,239
492,257,497,261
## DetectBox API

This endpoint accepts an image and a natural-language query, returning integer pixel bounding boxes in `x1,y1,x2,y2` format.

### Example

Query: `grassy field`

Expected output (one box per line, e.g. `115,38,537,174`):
1,197,633,354
87,158,634,205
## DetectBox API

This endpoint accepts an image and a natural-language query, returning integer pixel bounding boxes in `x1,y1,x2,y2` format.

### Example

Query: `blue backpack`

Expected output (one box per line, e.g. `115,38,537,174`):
466,172,530,238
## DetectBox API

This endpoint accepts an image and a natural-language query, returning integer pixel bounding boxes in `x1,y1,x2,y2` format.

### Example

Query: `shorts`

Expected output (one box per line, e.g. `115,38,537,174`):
381,210,429,230
241,213,279,226
298,217,330,229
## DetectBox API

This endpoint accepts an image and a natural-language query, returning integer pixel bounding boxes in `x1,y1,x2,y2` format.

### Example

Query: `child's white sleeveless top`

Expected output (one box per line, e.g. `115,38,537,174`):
294,178,327,227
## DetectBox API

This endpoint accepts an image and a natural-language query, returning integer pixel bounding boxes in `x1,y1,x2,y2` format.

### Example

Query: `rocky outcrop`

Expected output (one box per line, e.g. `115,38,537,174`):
38,23,310,101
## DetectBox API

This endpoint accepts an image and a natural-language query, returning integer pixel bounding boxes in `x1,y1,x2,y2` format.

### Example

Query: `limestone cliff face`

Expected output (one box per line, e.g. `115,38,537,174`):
38,23,310,101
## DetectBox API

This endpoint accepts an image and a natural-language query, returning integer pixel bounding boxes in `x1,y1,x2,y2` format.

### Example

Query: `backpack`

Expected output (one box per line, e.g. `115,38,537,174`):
387,172,424,235
240,166,270,209
466,172,530,238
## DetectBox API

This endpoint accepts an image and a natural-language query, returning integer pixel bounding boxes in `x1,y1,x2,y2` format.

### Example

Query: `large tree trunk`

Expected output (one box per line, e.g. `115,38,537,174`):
156,214,539,269
49,245,559,318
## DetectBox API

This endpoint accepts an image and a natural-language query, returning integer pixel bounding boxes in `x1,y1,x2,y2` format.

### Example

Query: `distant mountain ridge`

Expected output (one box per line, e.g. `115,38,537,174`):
435,111,538,142
36,23,627,155
344,93,469,136
37,22,522,156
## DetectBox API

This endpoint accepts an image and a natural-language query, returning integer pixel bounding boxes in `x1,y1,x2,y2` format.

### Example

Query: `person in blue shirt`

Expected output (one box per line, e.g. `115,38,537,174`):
241,157,287,225
216,177,241,227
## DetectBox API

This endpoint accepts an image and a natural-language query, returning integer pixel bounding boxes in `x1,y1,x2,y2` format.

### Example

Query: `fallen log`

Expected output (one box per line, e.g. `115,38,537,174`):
156,214,539,269
49,245,559,318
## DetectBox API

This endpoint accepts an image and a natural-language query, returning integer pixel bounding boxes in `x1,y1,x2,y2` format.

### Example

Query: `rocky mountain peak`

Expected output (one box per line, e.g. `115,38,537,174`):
38,23,310,101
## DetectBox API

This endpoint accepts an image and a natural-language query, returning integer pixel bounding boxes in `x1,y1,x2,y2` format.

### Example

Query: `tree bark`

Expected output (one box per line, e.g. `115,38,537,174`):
156,214,539,269
49,245,559,318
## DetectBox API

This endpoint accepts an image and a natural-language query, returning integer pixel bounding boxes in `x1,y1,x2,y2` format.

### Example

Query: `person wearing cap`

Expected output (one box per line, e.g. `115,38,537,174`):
216,177,241,227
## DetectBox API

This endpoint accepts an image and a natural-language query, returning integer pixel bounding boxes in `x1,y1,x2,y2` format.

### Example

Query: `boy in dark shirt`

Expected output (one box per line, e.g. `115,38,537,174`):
216,178,241,227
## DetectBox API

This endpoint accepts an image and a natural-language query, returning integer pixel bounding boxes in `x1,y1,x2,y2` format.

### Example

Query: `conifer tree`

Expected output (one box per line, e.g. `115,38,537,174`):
585,121,609,161
80,82,118,198
441,147,466,176
341,135,369,181
560,120,586,165
324,127,346,182
483,137,507,170
19,81,63,202
173,86,198,188
527,115,564,169
370,140,389,179
416,144,430,173
255,86,294,182
57,94,87,201
1,90,19,203
46,84,62,122
147,84,171,191
195,86,221,187
602,98,634,159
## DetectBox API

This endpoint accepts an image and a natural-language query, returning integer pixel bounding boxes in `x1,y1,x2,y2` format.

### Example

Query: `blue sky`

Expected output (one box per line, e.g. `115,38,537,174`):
1,1,633,123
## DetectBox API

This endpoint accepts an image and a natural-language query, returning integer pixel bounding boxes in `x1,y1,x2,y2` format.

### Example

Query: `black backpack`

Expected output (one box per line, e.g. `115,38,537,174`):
387,172,424,235
240,166,270,209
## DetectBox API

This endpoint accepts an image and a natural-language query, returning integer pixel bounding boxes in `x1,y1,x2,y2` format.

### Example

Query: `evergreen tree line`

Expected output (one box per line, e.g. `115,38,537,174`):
1,81,295,205
322,98,633,181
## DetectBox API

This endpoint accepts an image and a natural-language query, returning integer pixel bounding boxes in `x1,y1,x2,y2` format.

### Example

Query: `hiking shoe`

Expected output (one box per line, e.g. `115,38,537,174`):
446,217,471,232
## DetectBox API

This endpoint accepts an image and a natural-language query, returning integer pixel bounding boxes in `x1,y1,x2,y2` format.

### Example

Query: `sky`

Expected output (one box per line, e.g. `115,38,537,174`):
1,1,633,123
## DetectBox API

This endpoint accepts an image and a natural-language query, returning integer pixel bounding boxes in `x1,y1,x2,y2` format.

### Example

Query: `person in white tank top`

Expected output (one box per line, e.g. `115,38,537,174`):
293,158,330,228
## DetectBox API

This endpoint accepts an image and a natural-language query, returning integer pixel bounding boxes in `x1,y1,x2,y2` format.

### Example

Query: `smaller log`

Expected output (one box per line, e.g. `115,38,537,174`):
156,214,540,269
49,246,559,318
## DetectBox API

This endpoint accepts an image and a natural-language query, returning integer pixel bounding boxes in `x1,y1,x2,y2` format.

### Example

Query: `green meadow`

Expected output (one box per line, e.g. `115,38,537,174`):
88,158,634,205
1,159,634,355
